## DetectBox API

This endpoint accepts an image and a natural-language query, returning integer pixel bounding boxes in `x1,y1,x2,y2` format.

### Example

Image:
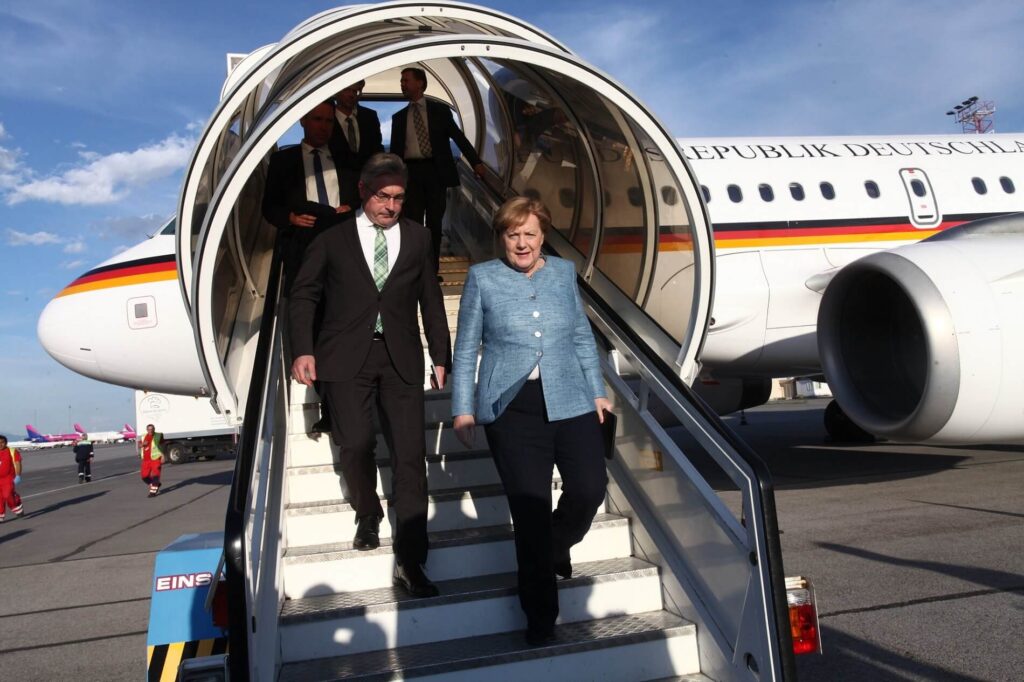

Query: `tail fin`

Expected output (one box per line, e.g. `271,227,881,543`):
26,425,45,441
74,423,87,434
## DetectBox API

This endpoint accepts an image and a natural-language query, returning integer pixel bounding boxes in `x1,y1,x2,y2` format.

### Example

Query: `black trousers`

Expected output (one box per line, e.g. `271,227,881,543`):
403,159,447,269
324,341,429,566
484,380,608,631
76,460,91,480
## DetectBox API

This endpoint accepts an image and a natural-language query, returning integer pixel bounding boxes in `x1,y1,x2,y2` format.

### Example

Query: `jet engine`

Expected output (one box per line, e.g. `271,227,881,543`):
817,215,1024,443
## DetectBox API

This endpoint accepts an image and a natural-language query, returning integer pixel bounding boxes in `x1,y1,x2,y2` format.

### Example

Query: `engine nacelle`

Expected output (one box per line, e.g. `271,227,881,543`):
818,232,1024,443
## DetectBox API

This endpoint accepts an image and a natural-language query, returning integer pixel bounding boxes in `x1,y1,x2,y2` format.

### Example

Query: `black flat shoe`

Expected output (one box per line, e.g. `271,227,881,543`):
353,515,381,551
310,415,332,434
525,627,557,646
393,563,439,598
554,558,572,579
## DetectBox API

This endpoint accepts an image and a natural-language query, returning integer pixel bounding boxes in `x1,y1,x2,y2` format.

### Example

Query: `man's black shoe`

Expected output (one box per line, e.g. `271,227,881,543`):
393,563,439,598
554,558,572,580
525,627,557,646
352,516,381,551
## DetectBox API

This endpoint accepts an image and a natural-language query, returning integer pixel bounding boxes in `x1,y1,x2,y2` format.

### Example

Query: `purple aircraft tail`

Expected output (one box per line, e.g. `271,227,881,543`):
74,423,87,434
26,425,47,442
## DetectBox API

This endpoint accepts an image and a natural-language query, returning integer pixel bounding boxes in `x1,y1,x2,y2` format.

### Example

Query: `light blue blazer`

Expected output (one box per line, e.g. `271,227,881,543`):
451,256,606,424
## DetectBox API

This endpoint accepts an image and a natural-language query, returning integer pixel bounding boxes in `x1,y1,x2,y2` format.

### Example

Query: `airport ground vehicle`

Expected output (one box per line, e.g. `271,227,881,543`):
135,391,236,464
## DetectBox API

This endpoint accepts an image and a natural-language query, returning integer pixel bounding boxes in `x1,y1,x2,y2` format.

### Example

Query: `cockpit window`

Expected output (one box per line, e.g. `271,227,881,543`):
159,219,177,236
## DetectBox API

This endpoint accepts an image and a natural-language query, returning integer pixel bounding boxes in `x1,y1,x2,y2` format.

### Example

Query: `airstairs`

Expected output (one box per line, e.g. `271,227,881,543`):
184,6,802,679
272,263,706,680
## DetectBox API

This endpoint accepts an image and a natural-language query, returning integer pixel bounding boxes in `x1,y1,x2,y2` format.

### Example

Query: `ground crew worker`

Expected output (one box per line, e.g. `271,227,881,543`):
0,435,25,522
73,434,94,483
139,424,165,497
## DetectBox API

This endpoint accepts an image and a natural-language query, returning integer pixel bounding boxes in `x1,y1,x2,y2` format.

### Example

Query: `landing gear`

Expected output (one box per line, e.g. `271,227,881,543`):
823,400,875,443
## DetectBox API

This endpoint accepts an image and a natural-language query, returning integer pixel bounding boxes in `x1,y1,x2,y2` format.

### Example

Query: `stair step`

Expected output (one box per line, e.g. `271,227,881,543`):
287,420,488,468
287,405,478,450
278,611,698,681
279,557,661,660
282,514,630,597
285,481,604,546
286,449,502,504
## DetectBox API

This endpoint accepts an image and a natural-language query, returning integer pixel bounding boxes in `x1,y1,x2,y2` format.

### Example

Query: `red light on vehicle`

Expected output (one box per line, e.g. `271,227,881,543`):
211,579,229,630
786,577,822,655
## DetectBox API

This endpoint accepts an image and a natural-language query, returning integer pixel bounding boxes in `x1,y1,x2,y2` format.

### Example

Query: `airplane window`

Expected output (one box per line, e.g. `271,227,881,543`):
1000,176,1016,194
700,185,710,203
789,182,805,201
661,186,678,206
820,182,836,200
972,177,988,195
864,180,880,198
727,184,743,203
758,183,774,202
627,186,643,207
910,179,927,198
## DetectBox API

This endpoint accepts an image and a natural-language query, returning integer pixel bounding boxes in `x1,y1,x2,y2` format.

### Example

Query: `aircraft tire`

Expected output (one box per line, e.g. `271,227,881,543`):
167,444,187,465
823,400,876,443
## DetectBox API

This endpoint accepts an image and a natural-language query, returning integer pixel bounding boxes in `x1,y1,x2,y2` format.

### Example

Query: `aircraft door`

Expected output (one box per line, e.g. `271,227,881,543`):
899,168,941,228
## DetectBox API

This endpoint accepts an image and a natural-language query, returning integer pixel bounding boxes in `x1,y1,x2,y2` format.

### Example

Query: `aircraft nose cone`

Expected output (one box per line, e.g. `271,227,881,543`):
37,290,105,382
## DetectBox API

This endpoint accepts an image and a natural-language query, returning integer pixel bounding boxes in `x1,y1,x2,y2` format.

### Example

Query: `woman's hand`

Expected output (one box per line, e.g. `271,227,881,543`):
595,397,613,424
453,414,476,449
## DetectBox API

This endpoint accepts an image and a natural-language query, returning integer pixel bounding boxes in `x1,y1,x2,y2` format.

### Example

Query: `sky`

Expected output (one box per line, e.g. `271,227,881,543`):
1,0,1022,436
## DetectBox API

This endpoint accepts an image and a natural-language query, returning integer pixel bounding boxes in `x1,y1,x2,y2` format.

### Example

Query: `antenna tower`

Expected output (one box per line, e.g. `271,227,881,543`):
945,96,995,133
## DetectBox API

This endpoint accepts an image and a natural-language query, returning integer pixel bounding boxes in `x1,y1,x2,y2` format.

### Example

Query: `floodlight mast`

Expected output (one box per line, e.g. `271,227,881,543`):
945,95,996,133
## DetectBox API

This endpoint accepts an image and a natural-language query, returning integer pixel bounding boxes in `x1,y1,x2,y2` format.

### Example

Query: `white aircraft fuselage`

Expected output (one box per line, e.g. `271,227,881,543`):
36,132,1024,443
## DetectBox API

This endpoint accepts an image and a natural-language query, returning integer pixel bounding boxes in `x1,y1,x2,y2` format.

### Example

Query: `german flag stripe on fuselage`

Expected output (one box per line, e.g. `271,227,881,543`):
56,254,176,298
147,637,228,682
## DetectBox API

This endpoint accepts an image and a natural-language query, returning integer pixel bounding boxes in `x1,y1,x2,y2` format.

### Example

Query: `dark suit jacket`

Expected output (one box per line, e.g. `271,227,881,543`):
390,99,484,188
330,106,384,172
329,106,383,205
289,216,450,384
262,145,350,284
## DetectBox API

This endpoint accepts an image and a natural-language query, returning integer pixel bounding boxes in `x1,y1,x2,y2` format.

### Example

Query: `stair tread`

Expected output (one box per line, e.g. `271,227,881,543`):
286,447,495,475
285,482,512,513
283,513,626,563
281,557,656,623
278,611,692,681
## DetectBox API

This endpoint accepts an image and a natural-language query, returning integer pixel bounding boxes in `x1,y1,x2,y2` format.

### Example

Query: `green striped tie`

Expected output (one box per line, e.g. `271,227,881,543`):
373,226,388,333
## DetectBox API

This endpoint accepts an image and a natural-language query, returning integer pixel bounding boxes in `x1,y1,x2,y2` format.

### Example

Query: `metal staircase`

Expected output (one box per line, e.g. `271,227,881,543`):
274,278,708,680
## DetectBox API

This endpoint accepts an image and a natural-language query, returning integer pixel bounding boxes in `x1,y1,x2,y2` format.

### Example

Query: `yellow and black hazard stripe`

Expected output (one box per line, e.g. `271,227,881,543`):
147,637,228,682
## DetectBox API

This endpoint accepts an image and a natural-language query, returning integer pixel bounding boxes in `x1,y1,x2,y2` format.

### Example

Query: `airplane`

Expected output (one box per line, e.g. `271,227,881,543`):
73,423,137,444
25,424,82,446
31,31,1024,447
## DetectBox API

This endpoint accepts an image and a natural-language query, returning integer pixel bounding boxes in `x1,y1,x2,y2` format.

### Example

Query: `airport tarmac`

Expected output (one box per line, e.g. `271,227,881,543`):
1,399,1021,681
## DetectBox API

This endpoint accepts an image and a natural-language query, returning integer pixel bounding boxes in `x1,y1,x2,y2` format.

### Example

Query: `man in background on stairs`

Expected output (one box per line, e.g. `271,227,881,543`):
290,153,451,599
330,80,383,207
390,67,486,273
263,99,353,433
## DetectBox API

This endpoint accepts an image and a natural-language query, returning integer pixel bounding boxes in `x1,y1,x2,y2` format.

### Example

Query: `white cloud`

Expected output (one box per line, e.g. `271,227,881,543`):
0,122,6,139
64,239,86,254
4,133,196,206
6,228,60,246
61,259,86,270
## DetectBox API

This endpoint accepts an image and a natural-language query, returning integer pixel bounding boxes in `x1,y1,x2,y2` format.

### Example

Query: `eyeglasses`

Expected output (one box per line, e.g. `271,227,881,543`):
372,191,406,204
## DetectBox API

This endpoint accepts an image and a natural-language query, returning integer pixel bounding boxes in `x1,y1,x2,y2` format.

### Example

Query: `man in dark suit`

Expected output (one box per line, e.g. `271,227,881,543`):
329,80,383,208
390,67,486,270
262,100,355,293
290,153,450,598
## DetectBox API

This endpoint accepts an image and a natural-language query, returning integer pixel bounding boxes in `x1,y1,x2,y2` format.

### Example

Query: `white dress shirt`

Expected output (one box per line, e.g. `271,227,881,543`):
300,142,341,207
355,209,401,275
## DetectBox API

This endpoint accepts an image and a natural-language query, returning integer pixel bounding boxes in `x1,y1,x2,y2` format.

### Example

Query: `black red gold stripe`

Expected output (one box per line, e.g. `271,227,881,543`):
56,255,176,298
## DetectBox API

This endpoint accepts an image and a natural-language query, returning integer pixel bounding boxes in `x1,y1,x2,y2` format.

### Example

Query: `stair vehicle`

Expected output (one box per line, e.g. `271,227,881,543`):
153,3,820,680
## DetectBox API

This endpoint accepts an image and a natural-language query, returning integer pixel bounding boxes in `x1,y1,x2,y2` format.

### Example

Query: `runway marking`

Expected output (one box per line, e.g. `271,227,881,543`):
821,584,1024,619
20,470,136,499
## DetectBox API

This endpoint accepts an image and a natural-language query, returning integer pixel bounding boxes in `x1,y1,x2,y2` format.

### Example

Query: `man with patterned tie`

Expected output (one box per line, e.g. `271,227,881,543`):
330,80,383,207
289,153,450,598
390,67,487,271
